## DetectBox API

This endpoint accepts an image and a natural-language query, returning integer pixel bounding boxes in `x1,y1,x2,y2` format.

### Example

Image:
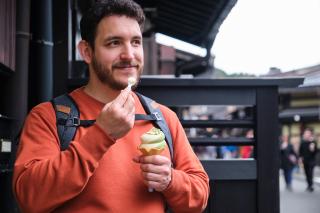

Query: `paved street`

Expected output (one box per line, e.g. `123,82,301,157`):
280,167,320,213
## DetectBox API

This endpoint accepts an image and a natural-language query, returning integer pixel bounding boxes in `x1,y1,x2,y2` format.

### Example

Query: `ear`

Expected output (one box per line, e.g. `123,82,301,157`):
77,40,93,64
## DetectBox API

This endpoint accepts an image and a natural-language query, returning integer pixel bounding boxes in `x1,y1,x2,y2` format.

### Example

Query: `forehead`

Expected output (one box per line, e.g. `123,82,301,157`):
96,15,142,39
304,130,312,134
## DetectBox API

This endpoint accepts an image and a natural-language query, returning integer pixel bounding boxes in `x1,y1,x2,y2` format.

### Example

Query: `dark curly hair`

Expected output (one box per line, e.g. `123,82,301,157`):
80,0,145,49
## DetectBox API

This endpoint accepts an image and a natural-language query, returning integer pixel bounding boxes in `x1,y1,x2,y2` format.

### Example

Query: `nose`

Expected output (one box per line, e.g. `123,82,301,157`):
120,43,134,60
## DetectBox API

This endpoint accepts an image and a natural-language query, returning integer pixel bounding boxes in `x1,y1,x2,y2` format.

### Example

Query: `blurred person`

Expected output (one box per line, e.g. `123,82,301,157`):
193,127,217,160
193,146,216,160
224,146,238,159
12,1,209,212
239,129,254,158
299,128,319,192
280,135,298,191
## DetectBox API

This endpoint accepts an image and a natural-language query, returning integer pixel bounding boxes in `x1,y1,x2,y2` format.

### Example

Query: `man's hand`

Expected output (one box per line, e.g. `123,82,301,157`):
133,155,172,192
96,88,135,140
309,143,316,152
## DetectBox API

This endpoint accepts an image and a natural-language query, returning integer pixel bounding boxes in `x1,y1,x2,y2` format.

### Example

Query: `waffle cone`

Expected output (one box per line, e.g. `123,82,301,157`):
138,146,165,156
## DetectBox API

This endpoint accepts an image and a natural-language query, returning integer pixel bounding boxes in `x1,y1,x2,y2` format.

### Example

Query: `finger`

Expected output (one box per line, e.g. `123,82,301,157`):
123,94,135,115
101,102,112,112
140,155,171,166
132,156,141,163
125,101,135,128
142,171,164,182
143,178,170,192
140,163,162,174
143,180,159,189
143,172,171,187
127,105,135,122
140,163,171,176
112,88,130,107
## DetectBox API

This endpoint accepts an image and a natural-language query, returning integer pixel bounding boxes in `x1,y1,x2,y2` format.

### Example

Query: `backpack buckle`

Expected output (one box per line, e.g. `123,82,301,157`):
72,117,80,126
153,112,162,121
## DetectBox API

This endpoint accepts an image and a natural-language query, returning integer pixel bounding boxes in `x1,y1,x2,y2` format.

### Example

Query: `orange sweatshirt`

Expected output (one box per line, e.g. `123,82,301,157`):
13,88,209,213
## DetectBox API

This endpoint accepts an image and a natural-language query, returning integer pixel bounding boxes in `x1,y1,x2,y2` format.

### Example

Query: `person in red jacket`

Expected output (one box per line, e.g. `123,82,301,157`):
13,0,209,212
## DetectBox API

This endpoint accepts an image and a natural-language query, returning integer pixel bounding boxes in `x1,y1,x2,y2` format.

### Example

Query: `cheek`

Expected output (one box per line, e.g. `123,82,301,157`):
136,48,144,62
97,51,117,66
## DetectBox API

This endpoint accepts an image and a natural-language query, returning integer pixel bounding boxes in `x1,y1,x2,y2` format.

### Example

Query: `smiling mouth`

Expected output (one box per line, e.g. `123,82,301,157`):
113,61,139,69
113,65,138,69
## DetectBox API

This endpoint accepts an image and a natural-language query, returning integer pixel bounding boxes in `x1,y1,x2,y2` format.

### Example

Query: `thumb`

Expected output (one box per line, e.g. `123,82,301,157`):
132,156,141,163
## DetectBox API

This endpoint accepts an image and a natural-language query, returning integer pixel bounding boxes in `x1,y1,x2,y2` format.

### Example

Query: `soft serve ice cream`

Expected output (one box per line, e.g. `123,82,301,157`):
127,76,136,90
138,127,166,156
138,127,167,192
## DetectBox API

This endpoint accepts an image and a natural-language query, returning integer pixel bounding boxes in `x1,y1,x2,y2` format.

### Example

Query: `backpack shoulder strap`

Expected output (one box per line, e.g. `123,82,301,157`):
51,94,95,151
135,92,174,162
51,94,79,151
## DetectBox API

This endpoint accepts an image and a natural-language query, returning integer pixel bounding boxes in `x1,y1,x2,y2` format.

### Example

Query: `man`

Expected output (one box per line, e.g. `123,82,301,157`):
13,0,209,212
280,135,297,191
299,128,318,192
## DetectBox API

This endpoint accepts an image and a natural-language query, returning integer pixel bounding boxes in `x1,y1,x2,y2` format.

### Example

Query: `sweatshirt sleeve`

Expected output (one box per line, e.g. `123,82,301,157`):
160,108,210,213
13,103,115,213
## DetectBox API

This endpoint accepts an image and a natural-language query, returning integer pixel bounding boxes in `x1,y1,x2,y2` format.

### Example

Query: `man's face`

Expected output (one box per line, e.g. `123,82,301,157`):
303,130,313,141
90,15,144,90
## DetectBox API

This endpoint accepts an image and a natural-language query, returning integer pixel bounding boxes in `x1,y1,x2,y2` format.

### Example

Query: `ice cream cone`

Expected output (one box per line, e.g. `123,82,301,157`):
138,127,166,156
138,127,166,192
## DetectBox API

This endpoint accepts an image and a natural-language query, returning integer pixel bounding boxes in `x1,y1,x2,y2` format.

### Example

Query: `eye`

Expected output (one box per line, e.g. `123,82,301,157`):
106,40,120,47
132,39,141,47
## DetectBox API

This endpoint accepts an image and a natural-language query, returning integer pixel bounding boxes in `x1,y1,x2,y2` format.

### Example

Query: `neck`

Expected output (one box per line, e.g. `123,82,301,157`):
84,76,120,104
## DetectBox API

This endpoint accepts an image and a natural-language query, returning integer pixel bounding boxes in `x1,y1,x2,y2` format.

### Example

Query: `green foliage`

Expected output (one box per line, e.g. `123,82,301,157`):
213,68,257,78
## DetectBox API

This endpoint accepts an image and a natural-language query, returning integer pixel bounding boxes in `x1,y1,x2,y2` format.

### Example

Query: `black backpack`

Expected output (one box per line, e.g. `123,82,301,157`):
10,93,175,212
51,92,174,161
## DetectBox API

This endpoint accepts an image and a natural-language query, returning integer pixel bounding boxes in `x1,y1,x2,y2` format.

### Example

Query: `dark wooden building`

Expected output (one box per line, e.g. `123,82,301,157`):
0,0,238,212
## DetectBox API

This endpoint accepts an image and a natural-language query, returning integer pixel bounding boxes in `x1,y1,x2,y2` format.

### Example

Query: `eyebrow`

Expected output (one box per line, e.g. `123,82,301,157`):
103,35,142,42
103,36,121,42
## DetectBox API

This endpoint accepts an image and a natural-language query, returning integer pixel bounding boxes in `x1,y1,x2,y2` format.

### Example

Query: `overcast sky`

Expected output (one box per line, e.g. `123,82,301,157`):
212,0,320,75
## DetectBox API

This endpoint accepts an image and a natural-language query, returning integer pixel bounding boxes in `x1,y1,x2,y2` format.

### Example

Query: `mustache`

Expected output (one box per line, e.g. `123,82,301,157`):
112,61,139,68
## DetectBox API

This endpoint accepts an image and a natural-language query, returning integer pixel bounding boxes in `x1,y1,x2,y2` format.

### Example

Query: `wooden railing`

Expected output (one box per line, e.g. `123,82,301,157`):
137,77,303,213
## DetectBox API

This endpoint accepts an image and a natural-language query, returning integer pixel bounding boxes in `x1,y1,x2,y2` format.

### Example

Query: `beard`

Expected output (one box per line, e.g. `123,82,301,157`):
91,54,142,90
